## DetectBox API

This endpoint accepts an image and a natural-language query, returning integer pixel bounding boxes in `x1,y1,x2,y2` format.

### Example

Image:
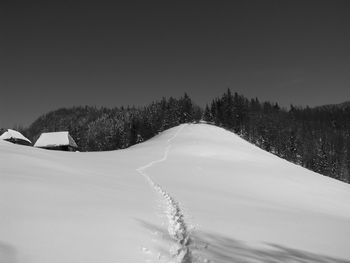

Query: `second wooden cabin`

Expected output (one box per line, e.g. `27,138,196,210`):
34,131,78,151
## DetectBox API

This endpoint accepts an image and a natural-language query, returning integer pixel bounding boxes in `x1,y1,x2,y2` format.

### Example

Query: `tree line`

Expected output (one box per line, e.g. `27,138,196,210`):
22,94,201,152
203,89,350,183
16,91,350,183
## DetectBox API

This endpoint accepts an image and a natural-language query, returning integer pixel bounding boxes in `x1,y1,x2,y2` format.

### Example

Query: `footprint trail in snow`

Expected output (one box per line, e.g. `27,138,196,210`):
137,124,193,263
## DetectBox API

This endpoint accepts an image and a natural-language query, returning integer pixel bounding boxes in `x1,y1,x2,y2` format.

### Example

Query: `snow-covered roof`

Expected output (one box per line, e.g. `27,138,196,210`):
34,131,78,148
0,129,32,144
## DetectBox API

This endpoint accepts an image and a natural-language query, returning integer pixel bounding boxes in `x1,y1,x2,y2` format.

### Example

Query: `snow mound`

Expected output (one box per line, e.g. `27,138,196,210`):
1,123,350,263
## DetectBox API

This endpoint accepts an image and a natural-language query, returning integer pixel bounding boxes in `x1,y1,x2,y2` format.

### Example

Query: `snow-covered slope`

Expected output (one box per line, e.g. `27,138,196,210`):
1,124,350,263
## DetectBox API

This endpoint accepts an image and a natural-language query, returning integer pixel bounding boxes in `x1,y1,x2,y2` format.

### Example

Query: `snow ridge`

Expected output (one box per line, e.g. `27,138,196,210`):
137,125,192,263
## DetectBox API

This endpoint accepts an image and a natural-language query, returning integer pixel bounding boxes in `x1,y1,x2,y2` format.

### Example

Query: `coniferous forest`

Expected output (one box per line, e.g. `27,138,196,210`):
19,91,350,183
22,94,202,152
203,90,350,183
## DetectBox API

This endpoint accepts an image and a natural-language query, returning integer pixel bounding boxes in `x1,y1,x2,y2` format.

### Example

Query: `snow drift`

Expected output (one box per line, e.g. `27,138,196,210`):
1,123,350,263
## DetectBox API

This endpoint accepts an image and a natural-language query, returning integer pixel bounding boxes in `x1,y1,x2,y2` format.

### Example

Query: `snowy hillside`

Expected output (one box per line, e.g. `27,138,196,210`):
1,124,350,263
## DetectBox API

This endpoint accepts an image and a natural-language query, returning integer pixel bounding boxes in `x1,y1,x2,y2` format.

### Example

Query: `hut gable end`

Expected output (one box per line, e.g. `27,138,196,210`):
0,129,32,146
34,131,78,151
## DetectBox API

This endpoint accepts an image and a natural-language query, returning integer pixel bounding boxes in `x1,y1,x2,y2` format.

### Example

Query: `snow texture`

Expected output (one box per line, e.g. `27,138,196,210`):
34,131,78,148
0,129,31,143
1,123,350,263
137,125,192,263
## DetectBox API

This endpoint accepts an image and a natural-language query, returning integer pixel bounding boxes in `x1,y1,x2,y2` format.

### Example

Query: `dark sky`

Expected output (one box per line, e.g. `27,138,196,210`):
1,1,350,128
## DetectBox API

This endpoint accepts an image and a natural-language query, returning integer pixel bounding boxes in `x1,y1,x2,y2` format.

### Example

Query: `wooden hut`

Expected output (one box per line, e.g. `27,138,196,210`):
0,129,32,146
34,131,78,151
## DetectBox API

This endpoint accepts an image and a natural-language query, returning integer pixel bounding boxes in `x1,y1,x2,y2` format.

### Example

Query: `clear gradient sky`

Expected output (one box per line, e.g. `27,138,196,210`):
1,1,350,128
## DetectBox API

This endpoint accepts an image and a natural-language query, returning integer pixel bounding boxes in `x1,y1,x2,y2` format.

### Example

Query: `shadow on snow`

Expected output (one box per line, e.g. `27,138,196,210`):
0,241,17,263
138,219,350,263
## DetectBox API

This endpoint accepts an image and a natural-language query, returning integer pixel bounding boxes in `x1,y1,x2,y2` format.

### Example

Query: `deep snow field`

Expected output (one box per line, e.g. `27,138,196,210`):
1,124,350,263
